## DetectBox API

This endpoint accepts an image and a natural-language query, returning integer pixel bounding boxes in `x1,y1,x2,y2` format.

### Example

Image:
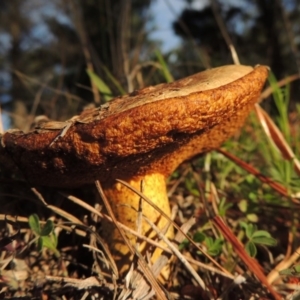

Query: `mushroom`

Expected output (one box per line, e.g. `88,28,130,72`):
0,65,268,277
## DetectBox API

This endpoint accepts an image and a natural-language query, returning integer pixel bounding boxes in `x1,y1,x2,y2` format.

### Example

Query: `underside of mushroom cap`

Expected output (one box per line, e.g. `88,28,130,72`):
0,65,268,187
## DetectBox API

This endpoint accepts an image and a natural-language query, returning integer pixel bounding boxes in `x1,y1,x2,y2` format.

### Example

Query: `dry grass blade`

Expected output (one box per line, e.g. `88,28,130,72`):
0,106,3,134
14,70,83,103
31,187,88,230
254,104,300,175
46,275,113,291
46,205,84,225
267,245,300,284
259,74,300,102
167,168,190,197
57,195,119,278
0,214,86,238
127,213,210,300
164,0,211,69
31,187,48,206
70,1,101,105
60,187,234,297
83,243,111,275
175,216,196,242
0,215,29,223
211,0,240,65
32,189,119,277
212,216,281,300
173,217,234,279
144,217,208,292
135,181,144,254
133,205,177,284
95,180,169,300
64,193,172,253
254,104,293,159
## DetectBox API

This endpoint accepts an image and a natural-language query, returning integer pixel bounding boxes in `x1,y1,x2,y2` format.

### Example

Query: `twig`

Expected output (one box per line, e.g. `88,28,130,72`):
0,106,4,134
268,245,300,284
164,0,211,69
145,217,208,293
210,0,240,65
14,70,83,103
70,1,100,104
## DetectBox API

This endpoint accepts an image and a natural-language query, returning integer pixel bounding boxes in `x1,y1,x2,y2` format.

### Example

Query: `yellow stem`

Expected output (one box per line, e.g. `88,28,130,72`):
102,173,173,276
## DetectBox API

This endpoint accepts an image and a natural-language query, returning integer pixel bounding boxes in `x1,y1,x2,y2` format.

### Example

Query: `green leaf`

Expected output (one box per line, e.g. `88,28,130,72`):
29,214,41,235
251,236,277,246
246,213,258,223
245,174,255,184
42,235,60,257
245,241,257,257
184,178,200,196
251,230,271,239
218,198,233,217
52,232,58,248
193,231,205,243
209,241,223,256
239,221,248,231
42,236,55,250
205,236,213,247
248,192,258,201
245,224,257,238
86,70,113,102
40,219,54,236
238,199,248,213
100,65,126,95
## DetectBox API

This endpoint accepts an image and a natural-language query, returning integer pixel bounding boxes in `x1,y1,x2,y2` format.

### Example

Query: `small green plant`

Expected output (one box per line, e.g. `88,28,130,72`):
179,230,223,257
184,176,200,197
268,72,290,141
204,236,223,256
179,231,204,251
218,197,233,217
28,214,60,257
259,72,299,193
239,221,277,257
238,199,259,223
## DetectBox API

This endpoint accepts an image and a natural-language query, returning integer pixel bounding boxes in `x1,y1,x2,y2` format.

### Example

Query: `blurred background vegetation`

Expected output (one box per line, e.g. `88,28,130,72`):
1,0,299,131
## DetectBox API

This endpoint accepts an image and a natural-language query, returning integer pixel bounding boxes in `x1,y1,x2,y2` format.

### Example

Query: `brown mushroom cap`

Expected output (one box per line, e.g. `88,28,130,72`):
0,65,268,187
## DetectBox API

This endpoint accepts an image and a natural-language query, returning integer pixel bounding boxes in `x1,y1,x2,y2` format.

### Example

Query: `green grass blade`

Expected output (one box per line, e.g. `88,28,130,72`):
87,70,113,102
155,49,173,83
100,65,126,95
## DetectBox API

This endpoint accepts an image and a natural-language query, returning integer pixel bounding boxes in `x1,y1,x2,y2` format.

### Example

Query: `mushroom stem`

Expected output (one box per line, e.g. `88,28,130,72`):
102,173,173,275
